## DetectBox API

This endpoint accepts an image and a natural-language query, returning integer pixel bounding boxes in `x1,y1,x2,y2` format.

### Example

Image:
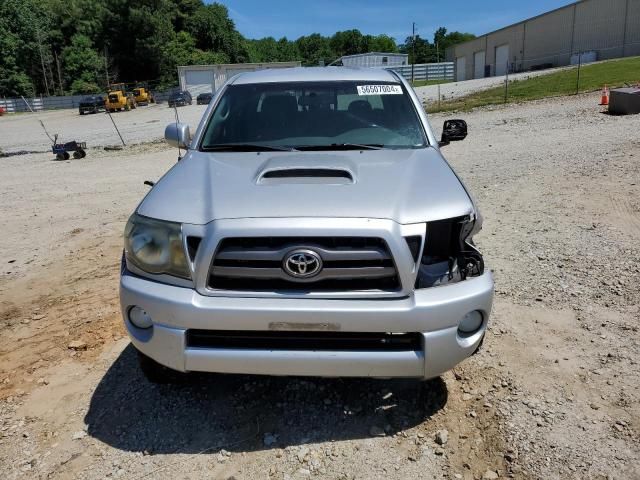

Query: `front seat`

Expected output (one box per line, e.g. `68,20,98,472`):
258,94,299,140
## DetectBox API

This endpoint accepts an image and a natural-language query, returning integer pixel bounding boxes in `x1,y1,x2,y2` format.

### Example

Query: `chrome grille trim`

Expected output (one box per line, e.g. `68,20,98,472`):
208,237,400,292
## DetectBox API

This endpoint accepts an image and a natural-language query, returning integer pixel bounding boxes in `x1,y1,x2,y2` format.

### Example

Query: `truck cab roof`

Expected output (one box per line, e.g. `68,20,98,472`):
231,67,401,85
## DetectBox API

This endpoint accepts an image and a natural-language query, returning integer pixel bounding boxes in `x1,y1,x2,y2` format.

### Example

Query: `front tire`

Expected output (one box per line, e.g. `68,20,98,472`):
137,350,186,384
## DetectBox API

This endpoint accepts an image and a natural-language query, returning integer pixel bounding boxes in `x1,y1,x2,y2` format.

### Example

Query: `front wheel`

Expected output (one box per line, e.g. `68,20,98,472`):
137,351,187,384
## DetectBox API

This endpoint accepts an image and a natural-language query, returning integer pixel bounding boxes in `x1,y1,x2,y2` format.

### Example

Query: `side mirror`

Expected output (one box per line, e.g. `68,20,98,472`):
439,119,468,147
164,123,191,149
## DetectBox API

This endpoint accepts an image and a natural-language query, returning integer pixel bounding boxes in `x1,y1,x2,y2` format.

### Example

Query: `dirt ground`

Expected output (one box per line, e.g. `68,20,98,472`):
0,103,208,154
0,93,638,480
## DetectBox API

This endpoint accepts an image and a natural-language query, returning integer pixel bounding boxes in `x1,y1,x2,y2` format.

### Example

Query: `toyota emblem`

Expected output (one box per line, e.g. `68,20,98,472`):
283,249,323,279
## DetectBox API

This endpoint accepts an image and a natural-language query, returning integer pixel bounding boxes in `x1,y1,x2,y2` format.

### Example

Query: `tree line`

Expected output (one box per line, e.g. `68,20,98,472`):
0,0,474,97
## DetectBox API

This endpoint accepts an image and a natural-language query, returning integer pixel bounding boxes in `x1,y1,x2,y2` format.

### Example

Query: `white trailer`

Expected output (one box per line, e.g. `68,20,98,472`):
178,62,301,96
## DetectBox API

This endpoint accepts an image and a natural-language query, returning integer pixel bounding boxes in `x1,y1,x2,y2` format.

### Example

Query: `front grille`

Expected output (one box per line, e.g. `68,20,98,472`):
208,237,400,292
186,330,421,351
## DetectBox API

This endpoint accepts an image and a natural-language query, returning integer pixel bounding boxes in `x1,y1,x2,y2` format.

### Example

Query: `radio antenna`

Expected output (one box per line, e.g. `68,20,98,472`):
173,104,182,161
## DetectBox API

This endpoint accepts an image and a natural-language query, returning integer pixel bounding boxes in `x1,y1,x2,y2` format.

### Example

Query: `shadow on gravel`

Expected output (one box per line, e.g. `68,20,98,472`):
85,344,448,454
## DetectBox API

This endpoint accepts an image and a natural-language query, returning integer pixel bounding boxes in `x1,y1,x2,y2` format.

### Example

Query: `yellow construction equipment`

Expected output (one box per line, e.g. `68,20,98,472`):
106,83,137,112
132,87,155,105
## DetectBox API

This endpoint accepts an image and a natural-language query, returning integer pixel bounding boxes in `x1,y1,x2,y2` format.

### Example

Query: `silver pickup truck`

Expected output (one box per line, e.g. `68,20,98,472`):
120,67,494,383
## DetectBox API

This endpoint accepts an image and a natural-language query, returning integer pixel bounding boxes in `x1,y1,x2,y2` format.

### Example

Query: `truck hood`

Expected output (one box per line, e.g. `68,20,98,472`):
137,148,474,225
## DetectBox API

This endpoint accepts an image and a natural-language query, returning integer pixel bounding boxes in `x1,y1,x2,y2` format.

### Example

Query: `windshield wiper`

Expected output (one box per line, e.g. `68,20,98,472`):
296,143,385,151
201,144,298,152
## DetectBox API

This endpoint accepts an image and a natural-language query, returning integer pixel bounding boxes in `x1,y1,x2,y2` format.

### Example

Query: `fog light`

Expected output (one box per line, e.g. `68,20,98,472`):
458,310,483,334
128,306,153,329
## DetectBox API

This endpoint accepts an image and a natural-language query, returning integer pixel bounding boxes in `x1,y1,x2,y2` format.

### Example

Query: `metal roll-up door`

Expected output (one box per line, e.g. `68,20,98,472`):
456,57,466,81
474,51,486,79
495,45,509,76
185,70,214,96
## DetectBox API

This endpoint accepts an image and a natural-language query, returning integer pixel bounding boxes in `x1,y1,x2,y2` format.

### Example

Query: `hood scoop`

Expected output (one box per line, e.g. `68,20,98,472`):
256,155,356,185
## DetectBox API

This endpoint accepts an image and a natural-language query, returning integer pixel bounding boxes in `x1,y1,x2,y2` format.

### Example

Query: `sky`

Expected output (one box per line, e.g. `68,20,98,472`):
220,0,576,43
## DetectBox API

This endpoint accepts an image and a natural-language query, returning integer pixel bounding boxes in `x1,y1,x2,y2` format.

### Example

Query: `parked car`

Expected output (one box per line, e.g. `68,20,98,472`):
168,91,192,107
78,96,105,115
121,67,493,383
196,92,213,105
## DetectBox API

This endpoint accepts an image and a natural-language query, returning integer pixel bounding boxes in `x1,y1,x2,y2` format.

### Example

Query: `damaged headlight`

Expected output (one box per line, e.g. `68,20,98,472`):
415,214,485,289
124,213,190,279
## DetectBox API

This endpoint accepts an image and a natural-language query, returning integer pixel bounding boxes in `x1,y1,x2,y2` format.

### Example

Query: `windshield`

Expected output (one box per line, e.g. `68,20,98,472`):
133,89,141,96
200,81,427,150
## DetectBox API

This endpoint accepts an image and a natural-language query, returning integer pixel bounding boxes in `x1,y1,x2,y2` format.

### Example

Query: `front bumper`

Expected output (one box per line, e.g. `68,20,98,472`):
120,270,494,379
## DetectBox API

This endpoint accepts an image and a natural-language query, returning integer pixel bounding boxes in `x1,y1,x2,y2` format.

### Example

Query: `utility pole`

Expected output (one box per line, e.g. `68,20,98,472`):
54,50,64,95
411,22,416,84
104,45,110,90
36,27,50,96
436,41,439,63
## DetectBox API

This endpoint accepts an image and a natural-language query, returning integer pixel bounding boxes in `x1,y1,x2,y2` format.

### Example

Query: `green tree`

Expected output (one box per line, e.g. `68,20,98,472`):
0,0,476,97
439,30,476,52
277,37,300,62
366,34,398,53
295,34,333,66
400,27,475,64
401,35,433,64
0,18,35,96
330,29,366,58
0,0,52,96
247,37,279,62
158,31,227,87
187,3,248,62
62,34,102,93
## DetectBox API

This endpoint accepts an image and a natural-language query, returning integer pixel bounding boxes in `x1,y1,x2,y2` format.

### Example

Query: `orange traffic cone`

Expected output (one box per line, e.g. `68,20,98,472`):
600,85,609,105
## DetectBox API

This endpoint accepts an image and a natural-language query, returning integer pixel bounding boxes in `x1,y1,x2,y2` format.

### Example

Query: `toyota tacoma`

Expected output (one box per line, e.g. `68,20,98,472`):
120,67,494,383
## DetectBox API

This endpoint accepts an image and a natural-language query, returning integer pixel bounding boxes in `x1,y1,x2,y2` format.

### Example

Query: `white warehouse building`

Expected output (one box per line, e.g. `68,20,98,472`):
339,52,409,68
447,0,640,81
178,61,301,96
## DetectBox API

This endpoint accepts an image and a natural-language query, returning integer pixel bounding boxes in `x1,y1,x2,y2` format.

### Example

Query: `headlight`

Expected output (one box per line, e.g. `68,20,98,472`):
124,214,190,279
415,214,484,289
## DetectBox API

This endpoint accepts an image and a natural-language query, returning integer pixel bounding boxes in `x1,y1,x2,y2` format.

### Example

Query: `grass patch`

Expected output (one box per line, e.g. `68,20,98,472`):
427,56,640,113
412,79,452,87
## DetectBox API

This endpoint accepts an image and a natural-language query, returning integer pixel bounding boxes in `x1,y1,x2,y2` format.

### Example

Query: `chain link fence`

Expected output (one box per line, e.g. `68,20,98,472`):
421,45,640,112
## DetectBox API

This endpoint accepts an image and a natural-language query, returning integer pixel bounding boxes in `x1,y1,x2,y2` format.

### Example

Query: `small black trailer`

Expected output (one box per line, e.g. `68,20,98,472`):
52,140,87,160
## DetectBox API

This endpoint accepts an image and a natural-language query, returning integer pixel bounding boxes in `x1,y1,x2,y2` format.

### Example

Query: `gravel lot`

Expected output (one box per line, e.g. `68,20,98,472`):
0,103,208,154
0,93,638,480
